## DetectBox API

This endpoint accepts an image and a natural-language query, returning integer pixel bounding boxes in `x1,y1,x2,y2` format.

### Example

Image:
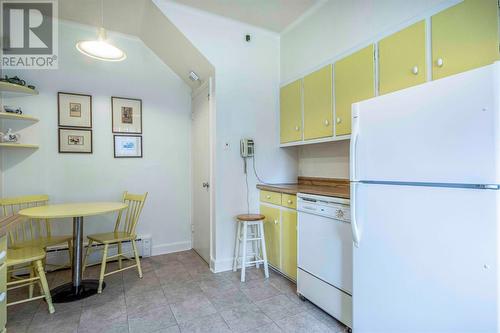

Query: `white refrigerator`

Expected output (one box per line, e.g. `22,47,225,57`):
350,62,500,333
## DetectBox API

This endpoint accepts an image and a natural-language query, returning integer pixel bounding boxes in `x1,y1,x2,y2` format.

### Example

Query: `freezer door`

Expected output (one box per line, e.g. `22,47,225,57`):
352,183,499,333
351,63,500,184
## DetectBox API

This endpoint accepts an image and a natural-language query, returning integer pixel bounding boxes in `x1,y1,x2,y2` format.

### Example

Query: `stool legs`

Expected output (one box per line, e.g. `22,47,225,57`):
240,222,248,282
233,220,269,282
233,222,242,272
259,222,269,278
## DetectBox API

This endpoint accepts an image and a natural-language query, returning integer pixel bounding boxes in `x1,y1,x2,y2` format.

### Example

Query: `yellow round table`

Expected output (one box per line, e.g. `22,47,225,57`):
19,202,127,303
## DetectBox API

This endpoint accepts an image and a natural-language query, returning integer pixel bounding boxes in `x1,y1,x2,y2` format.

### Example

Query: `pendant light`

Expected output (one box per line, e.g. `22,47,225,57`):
76,0,126,62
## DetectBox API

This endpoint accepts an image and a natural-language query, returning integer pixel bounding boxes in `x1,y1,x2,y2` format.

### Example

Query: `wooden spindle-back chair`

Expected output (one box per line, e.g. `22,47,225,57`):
0,195,72,271
83,191,148,293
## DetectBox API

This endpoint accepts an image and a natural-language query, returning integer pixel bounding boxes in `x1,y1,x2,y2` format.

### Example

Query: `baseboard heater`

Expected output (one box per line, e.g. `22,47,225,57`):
45,235,152,270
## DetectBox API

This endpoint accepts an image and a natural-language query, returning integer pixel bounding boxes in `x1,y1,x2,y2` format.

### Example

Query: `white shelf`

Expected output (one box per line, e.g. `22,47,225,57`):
0,143,38,149
0,112,38,122
280,135,351,148
0,81,38,97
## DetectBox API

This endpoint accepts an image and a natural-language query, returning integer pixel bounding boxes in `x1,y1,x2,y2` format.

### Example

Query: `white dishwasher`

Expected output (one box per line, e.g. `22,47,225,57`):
297,193,352,328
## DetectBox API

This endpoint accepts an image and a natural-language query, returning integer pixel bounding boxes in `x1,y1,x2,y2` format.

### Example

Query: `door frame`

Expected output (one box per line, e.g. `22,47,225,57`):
191,76,216,269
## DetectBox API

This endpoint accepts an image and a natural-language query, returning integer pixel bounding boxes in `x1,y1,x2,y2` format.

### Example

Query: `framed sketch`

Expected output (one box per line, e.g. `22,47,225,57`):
58,92,92,128
111,97,142,134
59,128,92,153
114,135,142,158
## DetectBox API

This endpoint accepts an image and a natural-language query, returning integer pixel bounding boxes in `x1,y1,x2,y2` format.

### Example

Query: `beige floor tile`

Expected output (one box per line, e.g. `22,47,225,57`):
204,289,251,311
242,322,283,333
170,293,217,323
241,283,281,302
275,312,335,333
27,307,81,333
128,303,176,333
178,313,231,333
79,297,128,332
220,303,273,332
162,280,204,304
255,294,303,321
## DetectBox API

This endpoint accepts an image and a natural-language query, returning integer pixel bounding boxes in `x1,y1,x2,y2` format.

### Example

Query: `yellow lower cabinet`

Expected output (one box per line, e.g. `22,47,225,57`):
281,209,297,280
379,20,427,95
0,235,5,332
260,205,281,268
432,0,499,80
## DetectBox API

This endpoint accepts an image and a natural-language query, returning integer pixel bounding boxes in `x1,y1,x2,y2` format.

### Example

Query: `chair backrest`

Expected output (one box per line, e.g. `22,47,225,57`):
0,194,50,245
114,192,148,235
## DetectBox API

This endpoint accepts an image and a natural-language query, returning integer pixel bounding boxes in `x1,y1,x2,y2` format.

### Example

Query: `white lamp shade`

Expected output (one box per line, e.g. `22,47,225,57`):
76,39,126,62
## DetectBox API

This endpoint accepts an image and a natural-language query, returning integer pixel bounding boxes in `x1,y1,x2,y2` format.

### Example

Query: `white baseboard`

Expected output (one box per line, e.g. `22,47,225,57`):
212,257,238,273
152,241,192,256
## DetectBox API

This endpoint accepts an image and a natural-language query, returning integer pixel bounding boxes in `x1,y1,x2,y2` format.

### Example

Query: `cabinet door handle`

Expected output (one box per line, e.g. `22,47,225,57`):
436,58,444,67
266,195,271,199
412,66,419,75
287,200,292,204
324,119,330,126
295,126,300,131
274,219,278,225
336,117,341,124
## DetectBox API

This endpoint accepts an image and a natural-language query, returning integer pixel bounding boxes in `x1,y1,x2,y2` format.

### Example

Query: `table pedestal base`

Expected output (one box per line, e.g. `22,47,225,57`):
51,280,106,303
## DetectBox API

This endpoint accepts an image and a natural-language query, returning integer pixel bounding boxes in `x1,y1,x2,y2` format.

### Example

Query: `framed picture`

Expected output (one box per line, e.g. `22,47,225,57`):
58,92,92,128
111,97,142,134
59,128,92,153
114,135,142,158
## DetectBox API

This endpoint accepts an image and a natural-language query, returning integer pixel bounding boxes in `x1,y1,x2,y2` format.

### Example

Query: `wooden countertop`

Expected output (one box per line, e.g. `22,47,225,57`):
257,177,350,199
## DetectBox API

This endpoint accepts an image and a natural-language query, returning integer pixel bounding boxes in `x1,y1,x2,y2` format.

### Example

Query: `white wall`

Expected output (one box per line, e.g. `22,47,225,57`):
281,0,456,84
283,0,457,179
298,141,349,179
154,0,298,271
2,21,193,255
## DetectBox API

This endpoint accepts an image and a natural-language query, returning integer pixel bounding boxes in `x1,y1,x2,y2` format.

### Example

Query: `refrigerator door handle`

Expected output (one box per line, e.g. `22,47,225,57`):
350,104,360,181
351,182,360,247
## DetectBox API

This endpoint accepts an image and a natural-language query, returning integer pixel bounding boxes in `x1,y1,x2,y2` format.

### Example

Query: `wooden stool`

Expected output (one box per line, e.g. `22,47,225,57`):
233,214,269,282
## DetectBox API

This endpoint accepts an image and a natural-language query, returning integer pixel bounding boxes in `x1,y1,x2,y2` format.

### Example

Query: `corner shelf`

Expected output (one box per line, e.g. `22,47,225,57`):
0,81,38,97
0,112,38,122
0,143,38,149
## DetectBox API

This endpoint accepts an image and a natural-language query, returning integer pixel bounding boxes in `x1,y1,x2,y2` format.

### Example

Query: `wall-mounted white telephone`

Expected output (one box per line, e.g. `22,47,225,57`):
240,138,254,174
240,138,254,158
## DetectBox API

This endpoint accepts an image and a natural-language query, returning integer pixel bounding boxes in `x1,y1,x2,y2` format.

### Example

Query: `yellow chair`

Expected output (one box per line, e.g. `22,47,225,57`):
0,195,73,271
83,192,148,293
7,246,55,314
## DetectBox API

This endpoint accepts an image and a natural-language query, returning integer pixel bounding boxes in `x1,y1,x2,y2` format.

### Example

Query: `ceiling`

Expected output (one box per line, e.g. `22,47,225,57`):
169,0,322,32
58,0,214,89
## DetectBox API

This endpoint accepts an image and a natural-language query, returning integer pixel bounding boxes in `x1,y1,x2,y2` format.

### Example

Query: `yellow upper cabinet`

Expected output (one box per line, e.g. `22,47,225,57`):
280,80,303,144
334,45,375,136
379,20,427,95
303,65,333,140
432,0,499,80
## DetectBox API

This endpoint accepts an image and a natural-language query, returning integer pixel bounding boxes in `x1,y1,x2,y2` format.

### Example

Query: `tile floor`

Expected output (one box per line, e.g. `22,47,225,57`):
6,250,349,333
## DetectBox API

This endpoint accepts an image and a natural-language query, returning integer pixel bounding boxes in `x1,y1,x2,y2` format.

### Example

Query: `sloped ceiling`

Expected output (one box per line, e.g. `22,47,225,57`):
59,0,214,89
168,0,321,32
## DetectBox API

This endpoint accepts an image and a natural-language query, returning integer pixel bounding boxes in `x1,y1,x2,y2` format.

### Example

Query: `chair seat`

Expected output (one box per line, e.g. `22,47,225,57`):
7,247,46,266
87,232,135,244
10,235,72,250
